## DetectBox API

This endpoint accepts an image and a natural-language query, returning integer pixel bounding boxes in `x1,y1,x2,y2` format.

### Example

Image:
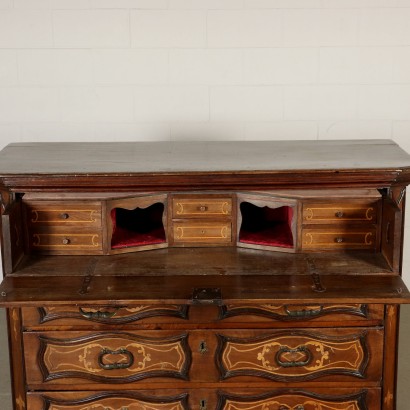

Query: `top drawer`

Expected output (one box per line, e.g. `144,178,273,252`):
26,201,102,228
302,201,379,224
172,196,232,218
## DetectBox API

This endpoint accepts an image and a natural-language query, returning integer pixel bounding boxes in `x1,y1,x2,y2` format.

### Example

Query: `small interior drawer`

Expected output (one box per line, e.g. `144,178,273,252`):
302,201,379,224
172,221,232,244
26,201,102,227
172,196,232,218
301,227,377,250
29,229,102,253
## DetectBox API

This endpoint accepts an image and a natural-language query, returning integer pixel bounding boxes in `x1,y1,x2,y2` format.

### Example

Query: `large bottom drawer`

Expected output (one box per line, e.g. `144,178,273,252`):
27,388,381,410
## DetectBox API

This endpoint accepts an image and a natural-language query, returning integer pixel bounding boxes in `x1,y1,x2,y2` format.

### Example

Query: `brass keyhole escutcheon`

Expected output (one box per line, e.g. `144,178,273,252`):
199,399,207,410
199,340,208,354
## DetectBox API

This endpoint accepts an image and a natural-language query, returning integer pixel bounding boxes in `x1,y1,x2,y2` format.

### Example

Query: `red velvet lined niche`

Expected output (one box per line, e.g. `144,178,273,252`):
239,202,294,248
111,203,166,249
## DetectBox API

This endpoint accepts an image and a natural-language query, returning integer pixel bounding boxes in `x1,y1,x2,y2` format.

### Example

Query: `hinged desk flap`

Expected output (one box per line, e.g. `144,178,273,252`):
0,274,409,307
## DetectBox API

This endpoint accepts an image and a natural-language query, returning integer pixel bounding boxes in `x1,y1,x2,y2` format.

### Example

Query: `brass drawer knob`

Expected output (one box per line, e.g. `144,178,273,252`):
335,237,344,243
198,205,208,212
60,213,70,219
62,238,70,245
335,211,344,218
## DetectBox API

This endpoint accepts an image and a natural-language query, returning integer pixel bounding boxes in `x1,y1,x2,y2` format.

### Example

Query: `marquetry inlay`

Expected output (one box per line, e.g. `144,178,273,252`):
218,332,367,381
39,333,190,382
221,394,363,410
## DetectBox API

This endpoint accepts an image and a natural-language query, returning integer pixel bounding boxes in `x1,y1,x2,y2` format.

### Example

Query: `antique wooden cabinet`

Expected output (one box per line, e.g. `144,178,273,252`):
1,140,410,410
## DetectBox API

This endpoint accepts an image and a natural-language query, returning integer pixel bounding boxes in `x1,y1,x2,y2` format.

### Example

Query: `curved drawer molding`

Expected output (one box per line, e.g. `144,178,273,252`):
35,305,189,325
38,332,191,383
42,392,188,410
217,390,368,410
219,304,368,321
217,331,369,382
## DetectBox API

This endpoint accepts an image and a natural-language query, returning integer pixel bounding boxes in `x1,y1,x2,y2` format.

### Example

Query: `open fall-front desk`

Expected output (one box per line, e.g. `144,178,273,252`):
0,140,410,410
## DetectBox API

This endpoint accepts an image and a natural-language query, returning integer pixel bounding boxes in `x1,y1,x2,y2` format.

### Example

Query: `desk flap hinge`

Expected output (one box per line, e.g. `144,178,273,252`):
192,288,222,305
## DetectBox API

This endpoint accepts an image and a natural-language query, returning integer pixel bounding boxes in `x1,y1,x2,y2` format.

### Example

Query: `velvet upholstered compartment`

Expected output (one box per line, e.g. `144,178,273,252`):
111,203,166,249
239,202,294,248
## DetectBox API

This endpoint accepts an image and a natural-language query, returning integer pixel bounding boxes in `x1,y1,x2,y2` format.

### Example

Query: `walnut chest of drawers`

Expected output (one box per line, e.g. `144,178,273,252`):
1,140,410,410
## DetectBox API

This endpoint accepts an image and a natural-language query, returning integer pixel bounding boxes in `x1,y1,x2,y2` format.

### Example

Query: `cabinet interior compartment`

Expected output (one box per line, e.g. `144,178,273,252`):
238,201,294,249
111,202,166,249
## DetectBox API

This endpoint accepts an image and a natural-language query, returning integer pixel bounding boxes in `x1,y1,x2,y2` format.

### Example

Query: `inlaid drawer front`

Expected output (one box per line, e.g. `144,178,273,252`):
23,305,189,326
172,197,232,218
31,392,189,410
30,232,102,251
173,221,232,243
217,390,369,410
219,303,376,322
302,202,378,224
26,332,191,384
217,330,381,382
27,202,102,227
301,228,377,250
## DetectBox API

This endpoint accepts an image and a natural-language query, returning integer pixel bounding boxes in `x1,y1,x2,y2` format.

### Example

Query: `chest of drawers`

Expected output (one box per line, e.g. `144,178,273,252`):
1,140,410,410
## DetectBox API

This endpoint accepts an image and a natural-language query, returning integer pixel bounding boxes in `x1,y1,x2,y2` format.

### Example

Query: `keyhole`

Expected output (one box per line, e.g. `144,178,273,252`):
199,340,208,354
199,399,207,410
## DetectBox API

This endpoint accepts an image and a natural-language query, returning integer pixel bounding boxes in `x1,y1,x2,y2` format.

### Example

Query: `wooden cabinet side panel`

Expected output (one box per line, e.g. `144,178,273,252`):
7,308,26,410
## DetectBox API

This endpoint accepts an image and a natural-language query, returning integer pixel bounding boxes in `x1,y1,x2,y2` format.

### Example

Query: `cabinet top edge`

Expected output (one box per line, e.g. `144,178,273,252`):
0,140,410,178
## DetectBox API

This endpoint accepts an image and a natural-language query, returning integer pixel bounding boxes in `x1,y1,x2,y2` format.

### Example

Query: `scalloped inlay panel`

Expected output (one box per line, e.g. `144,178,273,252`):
219,304,368,321
38,333,191,383
43,392,188,410
218,391,367,410
217,331,368,381
37,305,188,324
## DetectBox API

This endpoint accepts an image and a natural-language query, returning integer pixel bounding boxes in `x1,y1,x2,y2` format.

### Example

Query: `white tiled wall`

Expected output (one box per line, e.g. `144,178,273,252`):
1,0,410,282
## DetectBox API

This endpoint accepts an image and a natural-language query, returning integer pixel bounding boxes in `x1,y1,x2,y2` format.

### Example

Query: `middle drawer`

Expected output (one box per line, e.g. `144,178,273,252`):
24,327,383,387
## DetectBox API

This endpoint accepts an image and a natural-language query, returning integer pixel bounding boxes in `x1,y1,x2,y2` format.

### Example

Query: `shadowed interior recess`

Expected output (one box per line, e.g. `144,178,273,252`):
111,203,166,249
239,202,294,248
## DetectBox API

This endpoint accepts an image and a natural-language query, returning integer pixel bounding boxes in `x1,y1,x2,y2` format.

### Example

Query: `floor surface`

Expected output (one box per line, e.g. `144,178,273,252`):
0,306,410,409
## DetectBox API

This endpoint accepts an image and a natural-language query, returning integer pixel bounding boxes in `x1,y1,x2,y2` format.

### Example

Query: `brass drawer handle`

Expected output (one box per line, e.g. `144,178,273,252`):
98,348,134,370
335,211,344,218
335,237,344,243
198,205,208,212
60,213,70,220
62,238,70,245
79,307,120,320
284,305,323,318
276,345,312,368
